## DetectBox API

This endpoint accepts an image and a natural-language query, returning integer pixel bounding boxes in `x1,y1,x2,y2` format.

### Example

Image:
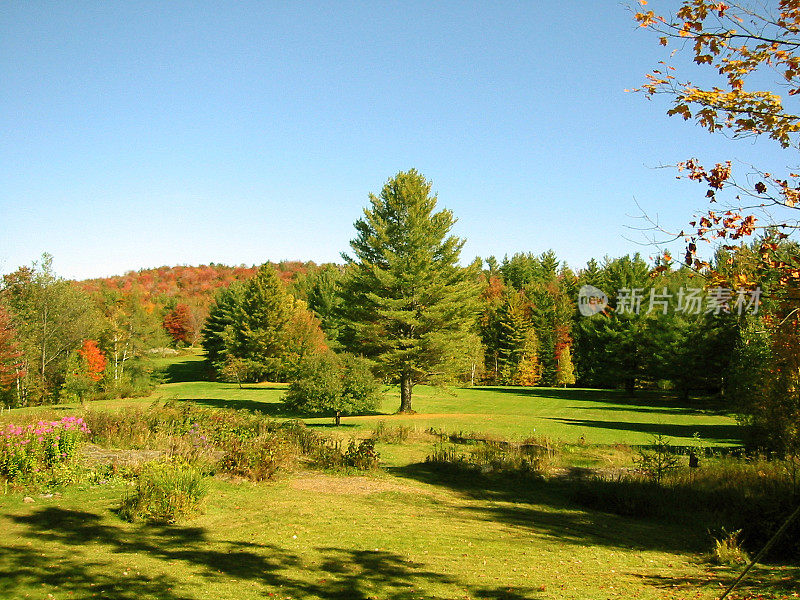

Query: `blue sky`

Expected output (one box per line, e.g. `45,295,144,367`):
0,1,788,279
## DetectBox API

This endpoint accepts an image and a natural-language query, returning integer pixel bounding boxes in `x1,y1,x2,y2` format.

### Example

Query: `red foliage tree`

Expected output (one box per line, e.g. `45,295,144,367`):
163,303,194,344
78,339,107,382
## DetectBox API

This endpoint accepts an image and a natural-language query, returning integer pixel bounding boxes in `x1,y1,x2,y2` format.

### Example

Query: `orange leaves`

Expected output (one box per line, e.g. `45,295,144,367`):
78,340,106,382
634,0,800,147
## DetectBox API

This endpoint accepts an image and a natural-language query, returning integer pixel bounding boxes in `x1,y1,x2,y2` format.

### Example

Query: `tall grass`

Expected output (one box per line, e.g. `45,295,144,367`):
119,460,208,524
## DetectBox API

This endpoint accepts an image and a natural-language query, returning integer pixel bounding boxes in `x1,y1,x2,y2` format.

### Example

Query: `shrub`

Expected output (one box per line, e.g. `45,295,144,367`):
219,433,292,481
283,353,381,424
344,439,380,470
712,528,750,566
119,460,208,524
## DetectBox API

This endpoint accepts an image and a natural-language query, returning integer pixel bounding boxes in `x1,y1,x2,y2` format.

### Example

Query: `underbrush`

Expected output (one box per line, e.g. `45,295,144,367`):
425,436,554,480
370,421,411,444
573,455,800,560
2,403,381,497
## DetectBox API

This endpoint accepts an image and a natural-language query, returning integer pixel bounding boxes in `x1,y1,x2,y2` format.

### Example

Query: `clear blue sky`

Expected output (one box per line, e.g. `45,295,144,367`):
0,1,787,279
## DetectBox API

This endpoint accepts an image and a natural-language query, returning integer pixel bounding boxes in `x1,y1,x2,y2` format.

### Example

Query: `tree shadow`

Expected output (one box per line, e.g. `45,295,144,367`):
392,462,707,556
545,417,742,444
632,568,800,597
469,386,726,414
2,506,544,600
162,357,210,384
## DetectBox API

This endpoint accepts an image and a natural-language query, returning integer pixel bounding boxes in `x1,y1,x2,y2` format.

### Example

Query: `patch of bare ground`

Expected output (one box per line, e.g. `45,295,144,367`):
290,473,429,496
79,443,163,467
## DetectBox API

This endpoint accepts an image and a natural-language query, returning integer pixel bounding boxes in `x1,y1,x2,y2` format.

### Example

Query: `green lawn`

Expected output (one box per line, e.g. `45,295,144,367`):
4,470,796,600
137,352,741,447
3,352,787,600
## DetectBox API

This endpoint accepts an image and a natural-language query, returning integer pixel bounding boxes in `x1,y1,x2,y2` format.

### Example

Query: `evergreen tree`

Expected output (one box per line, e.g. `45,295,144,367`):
340,169,479,412
202,265,326,382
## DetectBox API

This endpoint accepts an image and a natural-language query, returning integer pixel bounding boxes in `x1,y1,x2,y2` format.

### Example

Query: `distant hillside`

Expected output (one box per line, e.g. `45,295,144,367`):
78,261,322,345
79,261,316,306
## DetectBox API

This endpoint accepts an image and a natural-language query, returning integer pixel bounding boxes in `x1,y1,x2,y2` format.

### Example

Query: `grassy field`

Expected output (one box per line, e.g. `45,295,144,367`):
2,352,796,600
133,351,741,447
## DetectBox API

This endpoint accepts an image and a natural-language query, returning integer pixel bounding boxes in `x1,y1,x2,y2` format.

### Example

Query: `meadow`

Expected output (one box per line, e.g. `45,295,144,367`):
0,352,797,600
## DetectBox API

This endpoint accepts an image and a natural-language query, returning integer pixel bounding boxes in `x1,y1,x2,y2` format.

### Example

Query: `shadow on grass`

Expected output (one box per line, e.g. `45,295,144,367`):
391,462,704,556
545,417,742,445
183,396,384,429
1,507,542,600
162,356,210,384
632,569,800,597
470,386,727,414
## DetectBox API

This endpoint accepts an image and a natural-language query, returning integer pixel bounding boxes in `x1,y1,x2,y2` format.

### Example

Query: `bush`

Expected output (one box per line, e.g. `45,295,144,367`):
219,433,292,481
119,460,208,524
283,353,381,424
344,439,380,470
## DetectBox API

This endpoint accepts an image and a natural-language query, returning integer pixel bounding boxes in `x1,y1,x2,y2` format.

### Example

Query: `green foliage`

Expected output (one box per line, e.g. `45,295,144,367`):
283,352,381,420
119,460,209,524
340,169,479,411
1,254,102,405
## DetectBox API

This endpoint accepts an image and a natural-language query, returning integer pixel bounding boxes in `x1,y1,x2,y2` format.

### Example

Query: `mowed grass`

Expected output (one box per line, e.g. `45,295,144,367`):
137,352,741,447
4,470,792,600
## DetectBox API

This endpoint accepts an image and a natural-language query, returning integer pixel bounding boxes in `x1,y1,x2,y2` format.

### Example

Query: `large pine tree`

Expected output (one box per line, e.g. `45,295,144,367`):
341,169,478,413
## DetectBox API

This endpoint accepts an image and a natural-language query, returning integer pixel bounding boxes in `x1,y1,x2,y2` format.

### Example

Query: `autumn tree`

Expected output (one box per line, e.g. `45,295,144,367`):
340,169,479,413
63,340,107,404
555,345,576,387
162,303,195,346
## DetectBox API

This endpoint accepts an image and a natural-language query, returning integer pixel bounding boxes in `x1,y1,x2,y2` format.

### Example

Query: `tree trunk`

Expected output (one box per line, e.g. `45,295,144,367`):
335,411,341,426
398,373,413,413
